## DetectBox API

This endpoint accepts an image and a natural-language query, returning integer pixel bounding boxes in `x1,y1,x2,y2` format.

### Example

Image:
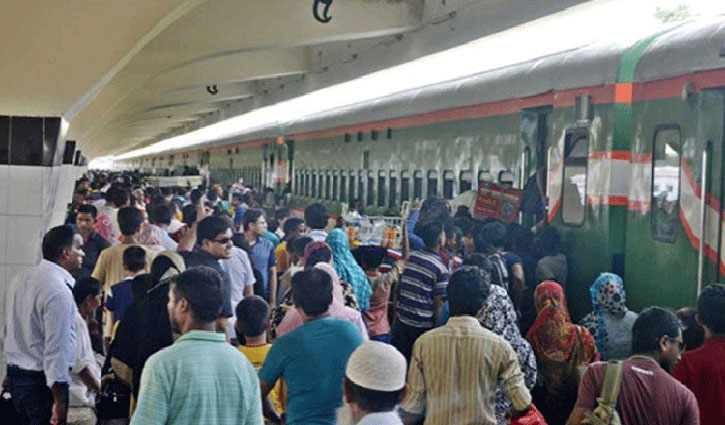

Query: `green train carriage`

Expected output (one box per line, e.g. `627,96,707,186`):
123,19,725,319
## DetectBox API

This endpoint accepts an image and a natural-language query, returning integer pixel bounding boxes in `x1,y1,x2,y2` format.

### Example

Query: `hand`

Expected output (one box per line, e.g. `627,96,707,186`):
51,400,68,425
412,198,422,210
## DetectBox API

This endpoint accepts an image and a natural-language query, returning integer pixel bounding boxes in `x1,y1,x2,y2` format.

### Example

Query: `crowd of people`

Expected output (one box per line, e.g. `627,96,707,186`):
2,169,724,425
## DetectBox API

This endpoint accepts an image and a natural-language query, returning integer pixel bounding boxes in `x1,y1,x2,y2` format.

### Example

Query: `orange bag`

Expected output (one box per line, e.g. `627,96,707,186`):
511,404,548,425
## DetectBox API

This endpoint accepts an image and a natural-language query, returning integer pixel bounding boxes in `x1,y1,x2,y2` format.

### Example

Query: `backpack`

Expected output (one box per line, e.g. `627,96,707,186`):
582,361,624,425
488,252,510,291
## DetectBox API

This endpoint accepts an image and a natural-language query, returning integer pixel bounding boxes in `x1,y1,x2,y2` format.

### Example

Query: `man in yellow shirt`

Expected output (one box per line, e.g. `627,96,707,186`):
235,295,284,423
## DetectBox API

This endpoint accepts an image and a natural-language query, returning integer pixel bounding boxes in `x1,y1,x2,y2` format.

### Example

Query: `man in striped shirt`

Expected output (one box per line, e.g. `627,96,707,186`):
392,221,449,362
400,267,532,425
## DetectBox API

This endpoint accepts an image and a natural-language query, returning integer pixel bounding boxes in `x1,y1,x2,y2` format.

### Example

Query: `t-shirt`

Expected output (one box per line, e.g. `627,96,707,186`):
576,357,699,425
262,230,280,247
673,337,725,425
179,250,233,318
275,241,291,272
395,249,449,329
248,237,277,299
259,317,363,425
105,278,133,324
238,344,284,415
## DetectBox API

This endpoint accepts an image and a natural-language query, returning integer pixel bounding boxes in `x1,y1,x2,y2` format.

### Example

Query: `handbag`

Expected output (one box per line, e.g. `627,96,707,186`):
511,403,548,425
0,388,21,425
581,360,624,425
95,370,131,420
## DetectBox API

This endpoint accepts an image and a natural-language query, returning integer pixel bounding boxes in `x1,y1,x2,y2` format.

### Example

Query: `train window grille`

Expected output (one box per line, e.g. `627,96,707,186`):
401,171,410,202
561,130,589,226
305,172,311,197
319,172,325,199
378,172,386,207
413,171,423,199
460,170,473,193
358,172,365,204
443,170,455,200
311,173,317,198
333,174,339,200
651,125,681,243
389,174,398,208
340,175,346,201
349,172,356,203
427,171,439,198
367,173,375,206
478,170,493,185
294,171,299,195
326,174,332,200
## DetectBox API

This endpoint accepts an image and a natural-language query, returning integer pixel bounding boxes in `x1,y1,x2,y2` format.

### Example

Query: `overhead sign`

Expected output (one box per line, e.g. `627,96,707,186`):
473,182,523,222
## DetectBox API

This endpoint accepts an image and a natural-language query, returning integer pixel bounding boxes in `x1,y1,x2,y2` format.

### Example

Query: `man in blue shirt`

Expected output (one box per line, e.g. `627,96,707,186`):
259,269,363,425
243,208,277,307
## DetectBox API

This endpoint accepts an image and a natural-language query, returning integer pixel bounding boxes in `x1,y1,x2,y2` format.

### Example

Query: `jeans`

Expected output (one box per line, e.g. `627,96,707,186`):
6,366,54,425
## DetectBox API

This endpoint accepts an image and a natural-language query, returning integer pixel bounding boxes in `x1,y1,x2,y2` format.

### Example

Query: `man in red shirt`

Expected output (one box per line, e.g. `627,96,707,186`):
567,307,699,425
673,284,725,425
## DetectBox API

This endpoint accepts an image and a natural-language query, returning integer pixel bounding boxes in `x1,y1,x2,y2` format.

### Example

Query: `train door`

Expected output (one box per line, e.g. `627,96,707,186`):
519,107,550,227
697,89,725,293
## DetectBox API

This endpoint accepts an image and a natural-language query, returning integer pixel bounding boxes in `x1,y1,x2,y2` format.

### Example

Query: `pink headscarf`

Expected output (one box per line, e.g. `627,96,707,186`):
276,262,368,340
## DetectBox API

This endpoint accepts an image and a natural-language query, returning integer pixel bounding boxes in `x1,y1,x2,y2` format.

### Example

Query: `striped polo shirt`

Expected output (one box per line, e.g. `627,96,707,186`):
395,249,449,328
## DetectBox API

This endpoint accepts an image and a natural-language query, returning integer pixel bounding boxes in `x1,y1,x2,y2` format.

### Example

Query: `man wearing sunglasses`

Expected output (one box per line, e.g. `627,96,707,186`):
568,307,699,425
178,216,234,339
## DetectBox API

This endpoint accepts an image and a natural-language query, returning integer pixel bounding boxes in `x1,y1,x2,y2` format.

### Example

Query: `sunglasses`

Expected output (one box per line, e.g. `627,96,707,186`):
212,237,232,244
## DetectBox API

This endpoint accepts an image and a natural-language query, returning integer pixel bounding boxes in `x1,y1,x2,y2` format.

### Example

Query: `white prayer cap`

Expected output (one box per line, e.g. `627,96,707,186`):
345,341,407,392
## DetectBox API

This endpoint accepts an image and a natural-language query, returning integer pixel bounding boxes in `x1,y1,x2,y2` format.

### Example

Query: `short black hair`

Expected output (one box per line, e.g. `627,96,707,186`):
352,246,387,271
77,204,98,219
117,207,144,236
447,267,490,317
292,268,333,316
181,204,197,226
292,236,313,258
232,191,244,201
242,208,264,231
73,276,102,306
235,295,269,337
197,216,231,245
453,217,474,237
415,221,443,250
123,246,147,273
419,197,450,223
475,221,507,252
305,244,332,266
170,267,224,323
276,208,292,221
283,217,304,236
151,204,172,226
533,227,563,257
631,306,681,354
343,377,402,413
677,307,705,351
304,203,329,230
189,189,203,206
42,225,76,261
108,186,130,208
697,284,725,334
206,189,218,202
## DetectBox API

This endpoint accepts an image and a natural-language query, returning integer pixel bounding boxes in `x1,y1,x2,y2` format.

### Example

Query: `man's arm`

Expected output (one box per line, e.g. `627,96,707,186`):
77,367,101,393
566,408,591,425
510,263,525,310
258,381,282,425
244,285,254,296
398,340,426,423
43,290,75,425
51,383,69,425
498,342,532,415
268,266,277,307
130,358,168,425
433,295,445,325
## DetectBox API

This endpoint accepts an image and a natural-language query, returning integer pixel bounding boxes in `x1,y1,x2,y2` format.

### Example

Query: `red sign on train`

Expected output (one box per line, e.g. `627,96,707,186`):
473,182,523,222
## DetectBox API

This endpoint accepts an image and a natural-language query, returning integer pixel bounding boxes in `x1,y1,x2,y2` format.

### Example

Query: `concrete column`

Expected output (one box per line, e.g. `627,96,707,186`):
0,115,74,380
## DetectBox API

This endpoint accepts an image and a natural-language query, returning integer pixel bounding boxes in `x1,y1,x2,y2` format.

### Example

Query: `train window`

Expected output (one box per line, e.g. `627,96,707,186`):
651,125,681,242
401,171,410,202
460,170,473,193
332,173,338,201
340,174,346,201
325,173,331,200
311,172,317,198
389,171,398,208
349,171,356,204
358,172,365,204
367,171,375,206
562,131,589,225
427,171,439,198
378,171,386,207
304,172,310,197
479,170,493,185
443,170,455,200
413,171,423,199
319,172,325,199
499,170,515,185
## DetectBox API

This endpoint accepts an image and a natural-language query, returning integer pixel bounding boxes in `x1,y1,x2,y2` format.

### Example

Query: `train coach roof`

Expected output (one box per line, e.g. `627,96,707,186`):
283,40,630,137
636,17,725,83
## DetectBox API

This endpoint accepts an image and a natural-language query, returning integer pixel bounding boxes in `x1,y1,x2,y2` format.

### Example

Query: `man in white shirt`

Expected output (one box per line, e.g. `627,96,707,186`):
220,241,256,339
2,225,84,425
150,204,178,251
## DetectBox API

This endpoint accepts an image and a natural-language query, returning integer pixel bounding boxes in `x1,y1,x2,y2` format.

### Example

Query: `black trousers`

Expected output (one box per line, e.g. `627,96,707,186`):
6,366,54,425
391,319,429,363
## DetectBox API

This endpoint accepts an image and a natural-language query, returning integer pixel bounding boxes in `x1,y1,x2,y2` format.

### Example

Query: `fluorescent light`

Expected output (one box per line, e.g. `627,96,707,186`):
114,0,725,161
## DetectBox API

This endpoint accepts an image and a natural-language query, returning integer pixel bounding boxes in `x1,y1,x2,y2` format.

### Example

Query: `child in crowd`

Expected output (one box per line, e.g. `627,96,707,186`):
235,296,285,422
105,245,147,327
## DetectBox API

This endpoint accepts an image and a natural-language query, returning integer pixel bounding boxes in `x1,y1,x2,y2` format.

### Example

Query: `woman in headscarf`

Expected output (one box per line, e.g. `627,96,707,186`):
272,241,368,340
107,251,185,410
580,272,638,360
327,228,372,312
525,281,599,425
462,254,537,424
270,242,359,339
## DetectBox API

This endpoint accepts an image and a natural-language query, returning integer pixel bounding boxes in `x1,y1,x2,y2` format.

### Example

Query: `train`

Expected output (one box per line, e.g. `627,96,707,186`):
117,18,725,319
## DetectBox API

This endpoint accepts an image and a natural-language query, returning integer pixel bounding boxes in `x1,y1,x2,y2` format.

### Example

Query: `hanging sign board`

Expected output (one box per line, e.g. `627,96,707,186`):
473,182,523,222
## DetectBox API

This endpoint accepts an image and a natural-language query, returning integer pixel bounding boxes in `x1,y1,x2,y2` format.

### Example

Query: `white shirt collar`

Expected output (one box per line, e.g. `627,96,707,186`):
358,411,403,425
39,259,76,288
